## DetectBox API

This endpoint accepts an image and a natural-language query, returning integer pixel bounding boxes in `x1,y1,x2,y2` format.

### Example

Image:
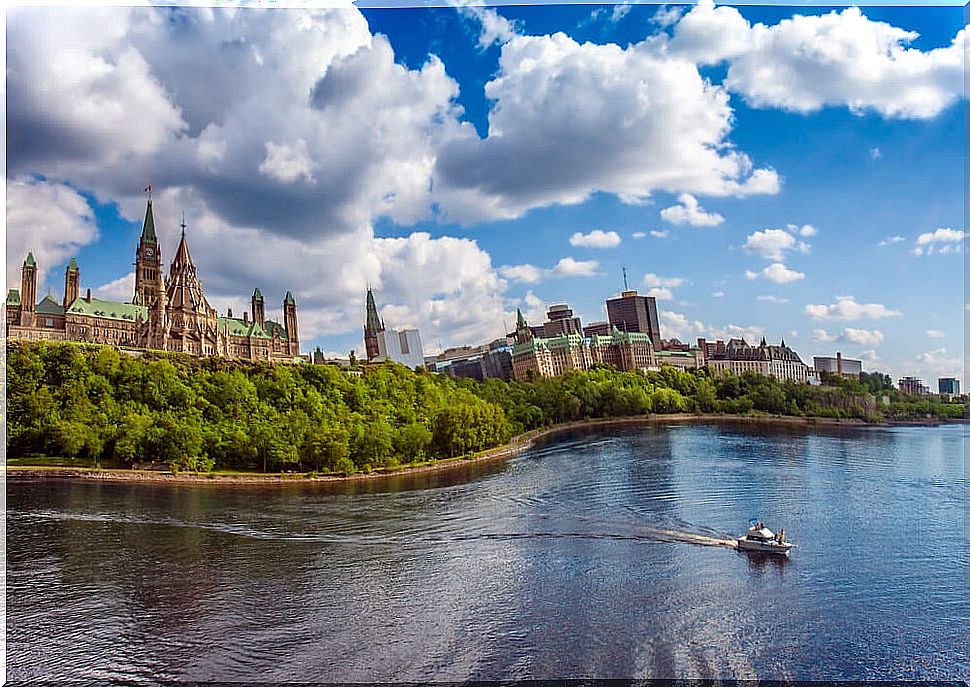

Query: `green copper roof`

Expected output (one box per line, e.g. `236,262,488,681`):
67,296,148,322
36,294,65,315
253,287,263,300
6,289,21,306
141,201,157,243
219,317,272,339
266,320,289,340
284,291,295,305
24,252,36,267
516,308,527,327
67,257,79,272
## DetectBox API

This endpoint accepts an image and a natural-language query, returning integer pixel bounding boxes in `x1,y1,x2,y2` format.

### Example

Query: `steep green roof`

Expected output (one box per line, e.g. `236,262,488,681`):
141,201,157,243
24,252,36,267
36,294,65,315
253,287,263,300
284,291,295,305
219,317,271,339
6,289,21,306
263,319,289,340
67,297,148,322
516,308,527,327
67,257,79,272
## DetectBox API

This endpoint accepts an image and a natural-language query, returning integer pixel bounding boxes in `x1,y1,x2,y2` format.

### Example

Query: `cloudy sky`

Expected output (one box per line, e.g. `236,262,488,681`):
5,1,965,384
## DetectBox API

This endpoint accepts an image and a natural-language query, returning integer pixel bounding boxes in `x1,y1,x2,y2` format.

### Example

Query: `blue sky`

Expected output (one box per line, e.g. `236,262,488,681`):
5,2,965,384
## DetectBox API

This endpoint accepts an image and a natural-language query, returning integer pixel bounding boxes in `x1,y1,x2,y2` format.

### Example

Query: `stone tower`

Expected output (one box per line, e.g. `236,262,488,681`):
134,199,162,306
20,252,37,328
514,308,533,344
363,287,384,361
164,220,220,355
283,291,299,357
63,258,80,310
252,287,265,327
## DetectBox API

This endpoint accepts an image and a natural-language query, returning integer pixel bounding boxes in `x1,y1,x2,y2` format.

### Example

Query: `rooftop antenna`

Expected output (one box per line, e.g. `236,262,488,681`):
180,211,187,237
622,266,629,291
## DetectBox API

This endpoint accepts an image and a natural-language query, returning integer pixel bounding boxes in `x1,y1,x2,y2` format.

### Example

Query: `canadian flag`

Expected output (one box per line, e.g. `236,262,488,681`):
144,185,152,193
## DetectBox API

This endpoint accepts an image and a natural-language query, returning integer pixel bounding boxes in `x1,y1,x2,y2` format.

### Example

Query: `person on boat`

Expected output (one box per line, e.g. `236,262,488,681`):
779,529,785,543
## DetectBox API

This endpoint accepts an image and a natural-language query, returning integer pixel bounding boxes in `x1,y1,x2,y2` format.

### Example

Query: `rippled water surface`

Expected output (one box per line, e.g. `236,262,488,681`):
6,422,967,681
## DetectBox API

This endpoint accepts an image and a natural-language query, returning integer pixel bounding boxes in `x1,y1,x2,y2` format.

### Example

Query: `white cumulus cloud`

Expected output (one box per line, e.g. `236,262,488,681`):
95,272,136,302
434,30,779,224
660,193,725,227
643,273,688,288
259,139,316,184
805,296,901,321
913,228,965,255
498,264,543,284
667,3,965,120
6,176,100,293
878,235,905,246
552,257,600,277
746,263,805,283
841,328,884,347
569,229,622,248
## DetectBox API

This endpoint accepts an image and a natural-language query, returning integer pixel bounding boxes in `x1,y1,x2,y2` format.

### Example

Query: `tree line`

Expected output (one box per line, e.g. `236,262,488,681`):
6,341,965,473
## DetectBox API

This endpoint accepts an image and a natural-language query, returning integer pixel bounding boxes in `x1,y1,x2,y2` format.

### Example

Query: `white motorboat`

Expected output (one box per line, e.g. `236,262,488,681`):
737,521,794,555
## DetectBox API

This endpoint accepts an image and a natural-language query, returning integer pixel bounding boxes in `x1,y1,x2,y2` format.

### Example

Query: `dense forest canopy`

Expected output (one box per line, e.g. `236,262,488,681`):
6,342,965,473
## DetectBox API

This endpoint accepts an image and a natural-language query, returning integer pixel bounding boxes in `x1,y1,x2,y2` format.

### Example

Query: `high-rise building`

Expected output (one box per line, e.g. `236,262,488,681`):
606,290,661,349
814,352,862,378
542,304,582,337
938,377,960,397
361,289,425,368
377,328,425,369
583,321,610,337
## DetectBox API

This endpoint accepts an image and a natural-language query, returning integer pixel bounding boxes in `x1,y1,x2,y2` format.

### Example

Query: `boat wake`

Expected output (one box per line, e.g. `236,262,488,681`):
637,525,739,549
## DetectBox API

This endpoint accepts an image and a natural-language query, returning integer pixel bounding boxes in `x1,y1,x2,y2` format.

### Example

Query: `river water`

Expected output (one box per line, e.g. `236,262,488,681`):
6,421,967,681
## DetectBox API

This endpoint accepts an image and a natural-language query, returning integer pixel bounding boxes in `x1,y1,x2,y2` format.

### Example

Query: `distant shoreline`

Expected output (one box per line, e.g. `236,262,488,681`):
6,413,960,486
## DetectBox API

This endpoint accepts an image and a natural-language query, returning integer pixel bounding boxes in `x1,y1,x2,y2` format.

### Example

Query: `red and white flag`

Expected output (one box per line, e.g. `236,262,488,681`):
144,185,152,193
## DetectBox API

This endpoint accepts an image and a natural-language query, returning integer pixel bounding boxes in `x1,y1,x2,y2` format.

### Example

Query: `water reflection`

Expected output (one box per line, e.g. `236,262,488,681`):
6,422,967,682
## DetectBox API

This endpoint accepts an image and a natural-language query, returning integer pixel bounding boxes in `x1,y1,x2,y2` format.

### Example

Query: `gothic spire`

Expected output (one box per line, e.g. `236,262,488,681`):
365,288,384,333
141,200,157,244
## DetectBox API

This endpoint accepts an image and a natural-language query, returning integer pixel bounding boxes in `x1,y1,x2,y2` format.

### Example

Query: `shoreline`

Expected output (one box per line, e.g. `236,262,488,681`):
5,413,960,486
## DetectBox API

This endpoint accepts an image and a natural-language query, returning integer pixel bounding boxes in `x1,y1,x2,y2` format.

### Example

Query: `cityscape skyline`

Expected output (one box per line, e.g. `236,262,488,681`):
5,3,964,384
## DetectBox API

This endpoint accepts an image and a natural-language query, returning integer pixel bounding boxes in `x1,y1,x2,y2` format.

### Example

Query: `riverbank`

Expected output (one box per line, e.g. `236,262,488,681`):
6,412,958,486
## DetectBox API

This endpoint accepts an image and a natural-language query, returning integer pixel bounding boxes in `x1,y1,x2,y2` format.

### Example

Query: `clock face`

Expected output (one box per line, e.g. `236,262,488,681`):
145,247,154,258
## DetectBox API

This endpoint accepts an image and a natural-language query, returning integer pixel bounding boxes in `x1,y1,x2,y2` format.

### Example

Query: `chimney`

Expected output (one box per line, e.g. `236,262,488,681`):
836,351,843,376
227,307,233,318
85,288,92,303
243,311,249,325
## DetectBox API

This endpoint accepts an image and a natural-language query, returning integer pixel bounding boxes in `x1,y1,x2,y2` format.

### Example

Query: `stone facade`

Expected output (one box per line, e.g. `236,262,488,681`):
6,200,301,363
698,337,809,383
509,309,698,381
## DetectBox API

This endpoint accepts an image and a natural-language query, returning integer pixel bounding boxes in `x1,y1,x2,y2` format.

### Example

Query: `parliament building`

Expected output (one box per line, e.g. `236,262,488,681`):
6,199,301,363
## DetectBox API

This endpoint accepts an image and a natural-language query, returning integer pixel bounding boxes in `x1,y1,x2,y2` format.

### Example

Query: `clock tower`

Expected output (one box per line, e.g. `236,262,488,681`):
133,198,162,306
